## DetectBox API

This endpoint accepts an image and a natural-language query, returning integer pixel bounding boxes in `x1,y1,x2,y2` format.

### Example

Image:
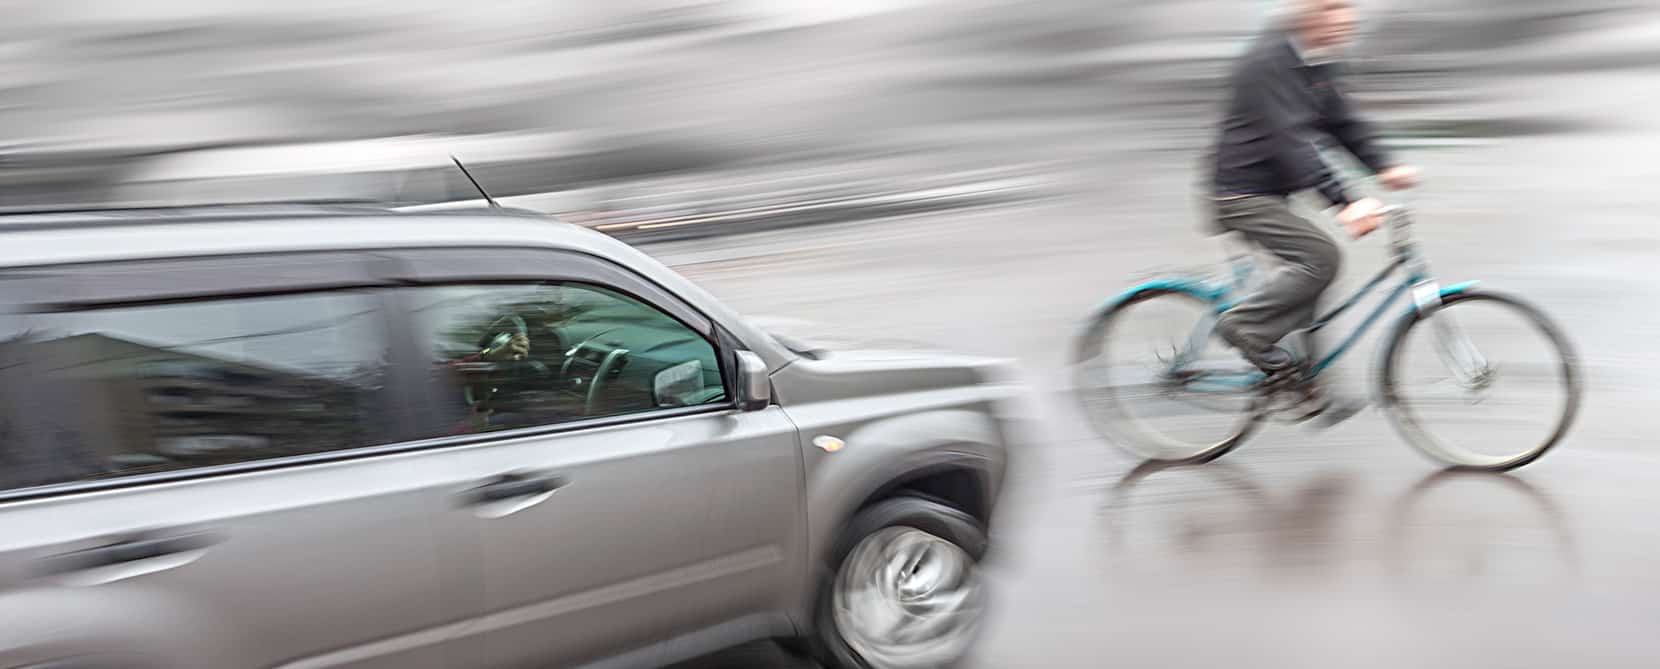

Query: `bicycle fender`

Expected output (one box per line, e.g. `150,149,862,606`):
1440,280,1482,297
1408,280,1482,316
1101,278,1229,313
1383,280,1484,357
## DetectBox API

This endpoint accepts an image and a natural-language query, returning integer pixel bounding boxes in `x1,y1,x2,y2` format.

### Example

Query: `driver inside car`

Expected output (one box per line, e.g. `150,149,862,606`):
447,329,532,432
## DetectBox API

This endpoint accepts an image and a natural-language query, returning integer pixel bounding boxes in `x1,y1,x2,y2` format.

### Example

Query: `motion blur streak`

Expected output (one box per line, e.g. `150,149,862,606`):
5,0,1660,668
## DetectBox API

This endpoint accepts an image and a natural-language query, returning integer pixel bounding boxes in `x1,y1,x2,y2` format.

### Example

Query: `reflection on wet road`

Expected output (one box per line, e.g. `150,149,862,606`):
1104,462,1579,588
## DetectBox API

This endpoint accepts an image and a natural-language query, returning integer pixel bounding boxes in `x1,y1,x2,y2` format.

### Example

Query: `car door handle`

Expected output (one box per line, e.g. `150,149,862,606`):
37,530,224,577
462,473,568,506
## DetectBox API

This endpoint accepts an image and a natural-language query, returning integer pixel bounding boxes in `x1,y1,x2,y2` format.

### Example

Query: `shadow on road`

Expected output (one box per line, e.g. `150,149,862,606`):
1104,461,1578,585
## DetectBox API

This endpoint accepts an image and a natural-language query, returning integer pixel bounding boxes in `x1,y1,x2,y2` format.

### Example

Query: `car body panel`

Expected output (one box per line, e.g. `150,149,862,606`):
0,447,451,669
409,407,803,668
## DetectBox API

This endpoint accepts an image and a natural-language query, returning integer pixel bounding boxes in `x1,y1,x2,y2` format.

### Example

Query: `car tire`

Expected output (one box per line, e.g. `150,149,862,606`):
804,496,989,669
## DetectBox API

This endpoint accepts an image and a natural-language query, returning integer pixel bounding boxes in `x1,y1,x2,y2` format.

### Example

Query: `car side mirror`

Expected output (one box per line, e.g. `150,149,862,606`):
652,359,707,408
735,350,772,412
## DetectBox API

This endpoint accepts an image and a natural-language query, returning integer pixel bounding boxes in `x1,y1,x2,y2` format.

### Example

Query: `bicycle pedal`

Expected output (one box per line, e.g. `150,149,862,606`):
1256,371,1320,414
1281,398,1330,424
1257,369,1306,393
1263,393,1317,418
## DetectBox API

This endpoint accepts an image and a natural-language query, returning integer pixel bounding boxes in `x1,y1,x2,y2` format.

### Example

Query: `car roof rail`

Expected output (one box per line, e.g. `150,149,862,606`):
0,199,396,216
0,200,410,230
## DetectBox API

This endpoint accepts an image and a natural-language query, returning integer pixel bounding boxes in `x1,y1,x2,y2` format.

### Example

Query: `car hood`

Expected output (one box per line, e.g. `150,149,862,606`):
749,315,1023,405
745,315,949,361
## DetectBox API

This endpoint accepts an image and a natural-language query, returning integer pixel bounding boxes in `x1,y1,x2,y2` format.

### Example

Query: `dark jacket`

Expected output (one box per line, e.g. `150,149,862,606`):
1210,31,1392,208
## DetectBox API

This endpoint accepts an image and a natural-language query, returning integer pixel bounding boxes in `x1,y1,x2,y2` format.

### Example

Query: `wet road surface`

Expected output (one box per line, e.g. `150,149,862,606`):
659,63,1660,665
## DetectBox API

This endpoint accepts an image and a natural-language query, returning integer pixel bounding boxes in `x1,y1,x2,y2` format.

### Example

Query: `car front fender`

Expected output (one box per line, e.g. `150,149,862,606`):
788,407,1007,623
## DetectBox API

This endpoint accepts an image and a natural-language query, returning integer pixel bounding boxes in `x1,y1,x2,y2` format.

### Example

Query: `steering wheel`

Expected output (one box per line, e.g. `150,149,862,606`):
557,328,633,416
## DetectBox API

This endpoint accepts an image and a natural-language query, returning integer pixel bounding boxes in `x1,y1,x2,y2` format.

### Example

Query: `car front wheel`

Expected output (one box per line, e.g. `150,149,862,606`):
810,496,988,669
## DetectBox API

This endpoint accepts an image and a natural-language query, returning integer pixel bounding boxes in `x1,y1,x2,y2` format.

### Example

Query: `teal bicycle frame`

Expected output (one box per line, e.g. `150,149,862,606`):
1121,207,1481,392
1082,200,1578,470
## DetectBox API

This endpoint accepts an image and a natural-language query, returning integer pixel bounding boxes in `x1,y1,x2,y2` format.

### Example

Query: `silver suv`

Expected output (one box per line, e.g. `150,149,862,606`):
0,205,1018,669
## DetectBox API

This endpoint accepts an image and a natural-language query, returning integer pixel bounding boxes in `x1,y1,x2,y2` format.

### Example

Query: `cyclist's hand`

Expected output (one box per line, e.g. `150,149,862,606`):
1379,165,1420,191
1338,197,1385,239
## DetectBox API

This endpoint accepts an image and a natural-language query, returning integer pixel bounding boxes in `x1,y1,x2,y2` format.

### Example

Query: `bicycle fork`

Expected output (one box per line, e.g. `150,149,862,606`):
1430,311,1493,390
1414,277,1492,390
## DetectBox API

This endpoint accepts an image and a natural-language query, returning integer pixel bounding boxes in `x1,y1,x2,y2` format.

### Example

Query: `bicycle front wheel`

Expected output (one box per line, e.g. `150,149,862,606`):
1379,291,1582,471
1073,288,1263,464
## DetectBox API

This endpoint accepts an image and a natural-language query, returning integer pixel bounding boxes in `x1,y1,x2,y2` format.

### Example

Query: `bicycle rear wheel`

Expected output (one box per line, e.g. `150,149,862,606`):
1073,288,1263,463
1379,291,1581,471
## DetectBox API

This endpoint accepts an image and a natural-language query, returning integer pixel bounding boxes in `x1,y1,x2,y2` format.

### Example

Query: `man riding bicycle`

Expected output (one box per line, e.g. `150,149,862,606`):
1209,0,1419,425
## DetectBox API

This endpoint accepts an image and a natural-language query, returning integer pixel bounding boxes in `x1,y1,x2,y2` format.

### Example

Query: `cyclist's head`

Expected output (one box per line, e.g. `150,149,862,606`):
1290,0,1357,53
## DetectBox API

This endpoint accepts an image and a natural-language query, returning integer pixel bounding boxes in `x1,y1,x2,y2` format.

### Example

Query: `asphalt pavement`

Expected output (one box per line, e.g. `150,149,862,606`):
658,61,1660,667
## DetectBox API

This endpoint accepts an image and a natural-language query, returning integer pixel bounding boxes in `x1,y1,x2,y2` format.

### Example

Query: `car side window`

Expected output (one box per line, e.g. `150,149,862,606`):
0,291,389,493
406,283,727,435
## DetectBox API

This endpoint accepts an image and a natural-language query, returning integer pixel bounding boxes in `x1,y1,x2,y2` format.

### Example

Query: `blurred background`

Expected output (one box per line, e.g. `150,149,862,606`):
12,0,1654,222
9,0,1660,666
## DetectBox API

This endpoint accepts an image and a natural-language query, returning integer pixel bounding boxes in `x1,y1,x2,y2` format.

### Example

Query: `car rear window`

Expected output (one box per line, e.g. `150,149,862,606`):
0,291,391,493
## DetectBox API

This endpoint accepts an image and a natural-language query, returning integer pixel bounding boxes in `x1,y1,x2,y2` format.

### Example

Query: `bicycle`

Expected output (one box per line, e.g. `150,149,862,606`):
1073,204,1582,471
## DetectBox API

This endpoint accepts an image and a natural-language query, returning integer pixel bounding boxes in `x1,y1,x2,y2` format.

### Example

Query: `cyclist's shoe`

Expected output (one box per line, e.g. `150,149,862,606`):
1215,323,1298,375
1249,345,1298,375
1216,323,1364,427
1233,341,1309,393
